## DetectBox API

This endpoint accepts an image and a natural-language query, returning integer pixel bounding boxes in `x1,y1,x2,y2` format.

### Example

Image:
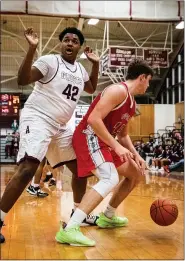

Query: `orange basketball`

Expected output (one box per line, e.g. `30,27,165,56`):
150,199,178,226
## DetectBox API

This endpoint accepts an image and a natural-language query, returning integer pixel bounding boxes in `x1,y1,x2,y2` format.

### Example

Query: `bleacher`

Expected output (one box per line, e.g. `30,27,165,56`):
132,118,184,147
0,128,16,164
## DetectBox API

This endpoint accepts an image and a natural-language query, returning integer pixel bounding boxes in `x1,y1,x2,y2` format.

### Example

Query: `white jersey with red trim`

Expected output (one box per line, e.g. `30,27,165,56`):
25,54,89,125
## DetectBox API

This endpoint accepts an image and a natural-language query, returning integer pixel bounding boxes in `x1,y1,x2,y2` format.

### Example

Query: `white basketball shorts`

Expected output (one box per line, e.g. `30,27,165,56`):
17,107,76,167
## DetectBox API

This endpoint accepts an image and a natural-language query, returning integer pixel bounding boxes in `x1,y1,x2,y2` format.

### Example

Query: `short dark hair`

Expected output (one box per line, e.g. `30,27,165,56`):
126,59,154,80
59,27,85,46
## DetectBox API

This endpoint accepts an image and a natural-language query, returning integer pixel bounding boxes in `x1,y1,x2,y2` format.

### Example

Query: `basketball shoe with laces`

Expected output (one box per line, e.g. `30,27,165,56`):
96,212,129,228
70,209,99,226
26,185,49,198
55,225,95,246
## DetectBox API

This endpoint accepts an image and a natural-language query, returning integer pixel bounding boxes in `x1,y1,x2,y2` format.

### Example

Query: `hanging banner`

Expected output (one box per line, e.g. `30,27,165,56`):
144,50,168,68
109,47,136,67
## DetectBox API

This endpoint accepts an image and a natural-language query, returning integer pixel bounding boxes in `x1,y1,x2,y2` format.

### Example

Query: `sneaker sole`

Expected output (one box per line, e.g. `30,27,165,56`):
26,189,36,196
55,234,95,247
97,220,128,228
37,194,49,198
97,223,128,228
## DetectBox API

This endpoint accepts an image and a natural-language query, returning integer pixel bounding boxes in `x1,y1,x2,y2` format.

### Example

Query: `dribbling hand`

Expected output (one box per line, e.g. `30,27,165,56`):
114,144,134,162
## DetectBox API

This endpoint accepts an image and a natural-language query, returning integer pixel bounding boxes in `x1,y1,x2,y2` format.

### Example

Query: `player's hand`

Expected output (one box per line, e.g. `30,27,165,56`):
24,27,38,48
84,46,100,64
133,155,147,175
114,144,134,162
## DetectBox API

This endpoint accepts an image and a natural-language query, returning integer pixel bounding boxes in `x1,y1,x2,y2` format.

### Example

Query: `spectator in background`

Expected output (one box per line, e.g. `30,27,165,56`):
5,133,13,159
11,119,19,133
12,131,20,161
164,159,184,174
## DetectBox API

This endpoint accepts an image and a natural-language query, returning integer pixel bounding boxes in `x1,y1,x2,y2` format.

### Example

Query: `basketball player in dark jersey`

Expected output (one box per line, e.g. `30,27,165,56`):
56,59,153,246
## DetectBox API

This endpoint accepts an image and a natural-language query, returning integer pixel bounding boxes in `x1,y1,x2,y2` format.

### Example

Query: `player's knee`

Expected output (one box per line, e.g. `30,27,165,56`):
92,162,119,198
17,161,38,183
131,167,142,186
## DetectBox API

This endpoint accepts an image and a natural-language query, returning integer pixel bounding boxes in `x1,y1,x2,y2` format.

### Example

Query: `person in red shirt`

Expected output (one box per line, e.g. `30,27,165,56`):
56,59,153,247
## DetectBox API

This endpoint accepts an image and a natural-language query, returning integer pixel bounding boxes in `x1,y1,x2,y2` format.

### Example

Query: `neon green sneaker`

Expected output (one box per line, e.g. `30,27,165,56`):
55,225,96,247
96,213,128,228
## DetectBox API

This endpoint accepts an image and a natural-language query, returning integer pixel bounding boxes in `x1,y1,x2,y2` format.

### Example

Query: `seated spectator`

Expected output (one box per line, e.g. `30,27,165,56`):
164,159,184,173
12,131,20,160
5,133,13,159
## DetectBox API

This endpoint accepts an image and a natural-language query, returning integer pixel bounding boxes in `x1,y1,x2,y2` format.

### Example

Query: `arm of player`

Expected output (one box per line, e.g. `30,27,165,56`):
84,47,100,94
17,27,44,86
87,84,134,161
117,125,147,173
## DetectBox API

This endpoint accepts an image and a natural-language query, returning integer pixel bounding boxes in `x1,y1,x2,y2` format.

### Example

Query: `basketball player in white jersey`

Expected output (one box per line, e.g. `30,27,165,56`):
0,27,99,243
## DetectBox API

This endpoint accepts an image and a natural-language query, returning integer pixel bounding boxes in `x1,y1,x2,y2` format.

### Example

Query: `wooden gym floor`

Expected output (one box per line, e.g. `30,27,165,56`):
0,165,184,260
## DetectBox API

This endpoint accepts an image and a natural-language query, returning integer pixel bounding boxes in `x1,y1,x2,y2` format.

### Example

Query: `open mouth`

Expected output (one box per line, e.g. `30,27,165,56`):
65,48,73,55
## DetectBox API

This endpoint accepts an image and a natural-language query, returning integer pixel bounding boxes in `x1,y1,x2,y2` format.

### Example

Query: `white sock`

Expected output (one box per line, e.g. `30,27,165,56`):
33,184,40,188
46,171,52,176
0,210,6,221
73,202,79,210
51,178,55,181
31,177,35,186
104,204,116,219
66,208,87,229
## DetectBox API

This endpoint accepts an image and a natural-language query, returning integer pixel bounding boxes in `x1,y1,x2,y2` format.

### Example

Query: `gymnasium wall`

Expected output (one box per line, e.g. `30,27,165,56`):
124,103,184,140
175,102,184,128
128,105,154,141
154,104,175,135
72,104,183,141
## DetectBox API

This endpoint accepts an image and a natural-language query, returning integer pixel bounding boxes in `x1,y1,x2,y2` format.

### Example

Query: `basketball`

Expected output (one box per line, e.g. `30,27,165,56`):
150,199,178,226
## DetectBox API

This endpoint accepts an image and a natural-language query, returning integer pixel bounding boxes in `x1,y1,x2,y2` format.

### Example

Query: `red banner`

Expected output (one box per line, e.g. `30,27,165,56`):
144,50,168,67
109,47,136,67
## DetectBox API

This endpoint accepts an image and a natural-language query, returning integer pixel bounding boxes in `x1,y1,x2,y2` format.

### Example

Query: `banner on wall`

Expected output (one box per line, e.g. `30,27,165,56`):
1,1,183,21
109,47,136,67
144,50,168,68
74,105,89,127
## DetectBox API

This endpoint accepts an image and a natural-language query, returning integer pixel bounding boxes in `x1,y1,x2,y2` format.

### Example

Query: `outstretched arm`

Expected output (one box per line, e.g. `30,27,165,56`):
17,27,43,86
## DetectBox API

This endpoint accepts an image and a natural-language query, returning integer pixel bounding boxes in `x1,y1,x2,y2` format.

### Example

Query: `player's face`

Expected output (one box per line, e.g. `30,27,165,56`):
138,74,152,94
61,33,81,63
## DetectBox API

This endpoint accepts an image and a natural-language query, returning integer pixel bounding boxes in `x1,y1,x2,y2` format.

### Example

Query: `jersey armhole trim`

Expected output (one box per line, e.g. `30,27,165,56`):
38,55,59,84
78,63,84,79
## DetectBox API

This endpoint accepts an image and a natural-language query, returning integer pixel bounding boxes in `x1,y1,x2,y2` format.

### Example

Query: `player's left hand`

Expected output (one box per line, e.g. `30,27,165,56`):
84,46,100,63
133,155,147,175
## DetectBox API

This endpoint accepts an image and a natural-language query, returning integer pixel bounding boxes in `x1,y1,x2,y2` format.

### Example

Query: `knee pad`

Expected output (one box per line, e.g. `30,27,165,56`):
92,162,119,198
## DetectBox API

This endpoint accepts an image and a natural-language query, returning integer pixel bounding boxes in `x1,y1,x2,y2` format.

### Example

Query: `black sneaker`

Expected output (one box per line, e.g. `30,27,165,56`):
48,179,56,187
43,173,53,183
35,187,49,198
70,209,99,226
26,185,37,195
0,220,5,244
26,185,49,198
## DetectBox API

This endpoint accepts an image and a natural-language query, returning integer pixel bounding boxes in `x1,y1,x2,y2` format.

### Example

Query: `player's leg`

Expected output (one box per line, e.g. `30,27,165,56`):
48,164,56,186
43,160,54,183
65,160,99,226
26,157,49,197
0,108,55,243
0,159,39,243
56,161,119,246
97,157,142,228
